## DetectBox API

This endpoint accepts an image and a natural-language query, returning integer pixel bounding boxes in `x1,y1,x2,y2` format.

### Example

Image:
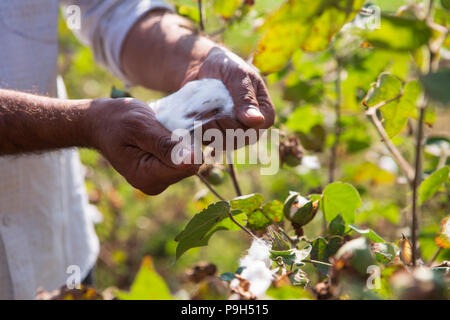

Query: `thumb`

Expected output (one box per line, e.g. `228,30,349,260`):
140,122,195,168
235,105,265,128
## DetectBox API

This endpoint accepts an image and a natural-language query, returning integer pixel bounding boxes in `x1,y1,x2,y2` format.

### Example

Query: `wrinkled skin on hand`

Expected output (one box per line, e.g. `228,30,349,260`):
183,47,275,138
88,98,200,195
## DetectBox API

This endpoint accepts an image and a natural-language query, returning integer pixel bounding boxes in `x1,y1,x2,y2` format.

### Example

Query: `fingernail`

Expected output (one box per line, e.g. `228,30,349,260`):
245,107,264,119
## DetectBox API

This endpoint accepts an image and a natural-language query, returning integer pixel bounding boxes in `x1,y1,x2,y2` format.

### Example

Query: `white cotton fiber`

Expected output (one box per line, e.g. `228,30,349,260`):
234,239,274,298
149,79,234,132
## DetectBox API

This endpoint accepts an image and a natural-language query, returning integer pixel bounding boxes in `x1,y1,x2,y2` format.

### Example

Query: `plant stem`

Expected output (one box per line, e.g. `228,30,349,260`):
366,106,415,182
427,247,442,266
229,164,242,197
228,211,258,239
196,173,225,201
329,61,342,184
410,0,435,266
411,101,426,267
196,174,258,240
197,0,205,32
227,152,242,197
303,259,332,267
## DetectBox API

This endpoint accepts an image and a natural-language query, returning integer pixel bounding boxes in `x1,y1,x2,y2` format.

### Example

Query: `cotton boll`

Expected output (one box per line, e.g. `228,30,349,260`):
236,239,274,298
239,239,271,268
290,193,309,219
240,260,274,298
149,79,234,132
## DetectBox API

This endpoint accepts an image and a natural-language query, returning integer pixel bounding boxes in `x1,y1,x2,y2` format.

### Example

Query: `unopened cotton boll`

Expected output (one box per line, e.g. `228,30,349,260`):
148,79,234,132
289,192,310,219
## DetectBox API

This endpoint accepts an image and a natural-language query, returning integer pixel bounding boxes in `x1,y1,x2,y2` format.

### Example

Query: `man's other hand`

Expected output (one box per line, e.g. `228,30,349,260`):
87,98,200,195
183,47,275,132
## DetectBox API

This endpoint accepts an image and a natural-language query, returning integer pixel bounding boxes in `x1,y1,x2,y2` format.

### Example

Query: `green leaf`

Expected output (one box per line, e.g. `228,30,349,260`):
310,237,344,275
262,200,284,223
220,272,236,282
364,74,423,137
349,224,386,243
213,0,243,19
420,69,450,104
286,105,324,134
381,80,422,138
176,4,200,23
371,243,396,264
253,0,365,73
246,209,270,230
247,200,284,230
442,0,450,10
297,124,326,152
322,182,362,224
418,166,449,204
329,214,346,236
230,194,264,214
363,73,402,108
283,76,324,104
110,86,132,99
270,250,297,266
363,15,432,51
175,201,246,259
231,194,282,230
311,237,330,275
115,256,172,300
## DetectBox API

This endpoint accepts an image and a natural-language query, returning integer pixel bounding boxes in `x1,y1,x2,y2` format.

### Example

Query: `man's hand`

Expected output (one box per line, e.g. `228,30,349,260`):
183,47,275,131
121,10,275,136
87,98,200,195
0,89,200,196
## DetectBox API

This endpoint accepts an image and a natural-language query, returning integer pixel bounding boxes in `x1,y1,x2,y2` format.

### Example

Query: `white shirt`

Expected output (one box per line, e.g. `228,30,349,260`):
0,0,171,299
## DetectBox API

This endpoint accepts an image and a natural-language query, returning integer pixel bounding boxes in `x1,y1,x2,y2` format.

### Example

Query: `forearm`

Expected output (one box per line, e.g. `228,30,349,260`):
0,89,93,155
120,9,217,92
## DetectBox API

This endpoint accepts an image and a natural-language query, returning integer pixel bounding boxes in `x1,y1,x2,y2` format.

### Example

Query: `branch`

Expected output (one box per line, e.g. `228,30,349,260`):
427,247,442,266
411,98,427,266
365,103,415,182
196,173,225,201
196,174,258,240
228,210,259,239
328,62,342,184
197,0,205,32
227,152,242,197
303,259,332,267
228,164,242,197
411,0,435,267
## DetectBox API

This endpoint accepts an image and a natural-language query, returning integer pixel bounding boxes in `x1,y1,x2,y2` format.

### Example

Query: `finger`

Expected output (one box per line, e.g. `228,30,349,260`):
227,75,266,128
138,119,194,168
255,78,275,128
138,156,200,195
